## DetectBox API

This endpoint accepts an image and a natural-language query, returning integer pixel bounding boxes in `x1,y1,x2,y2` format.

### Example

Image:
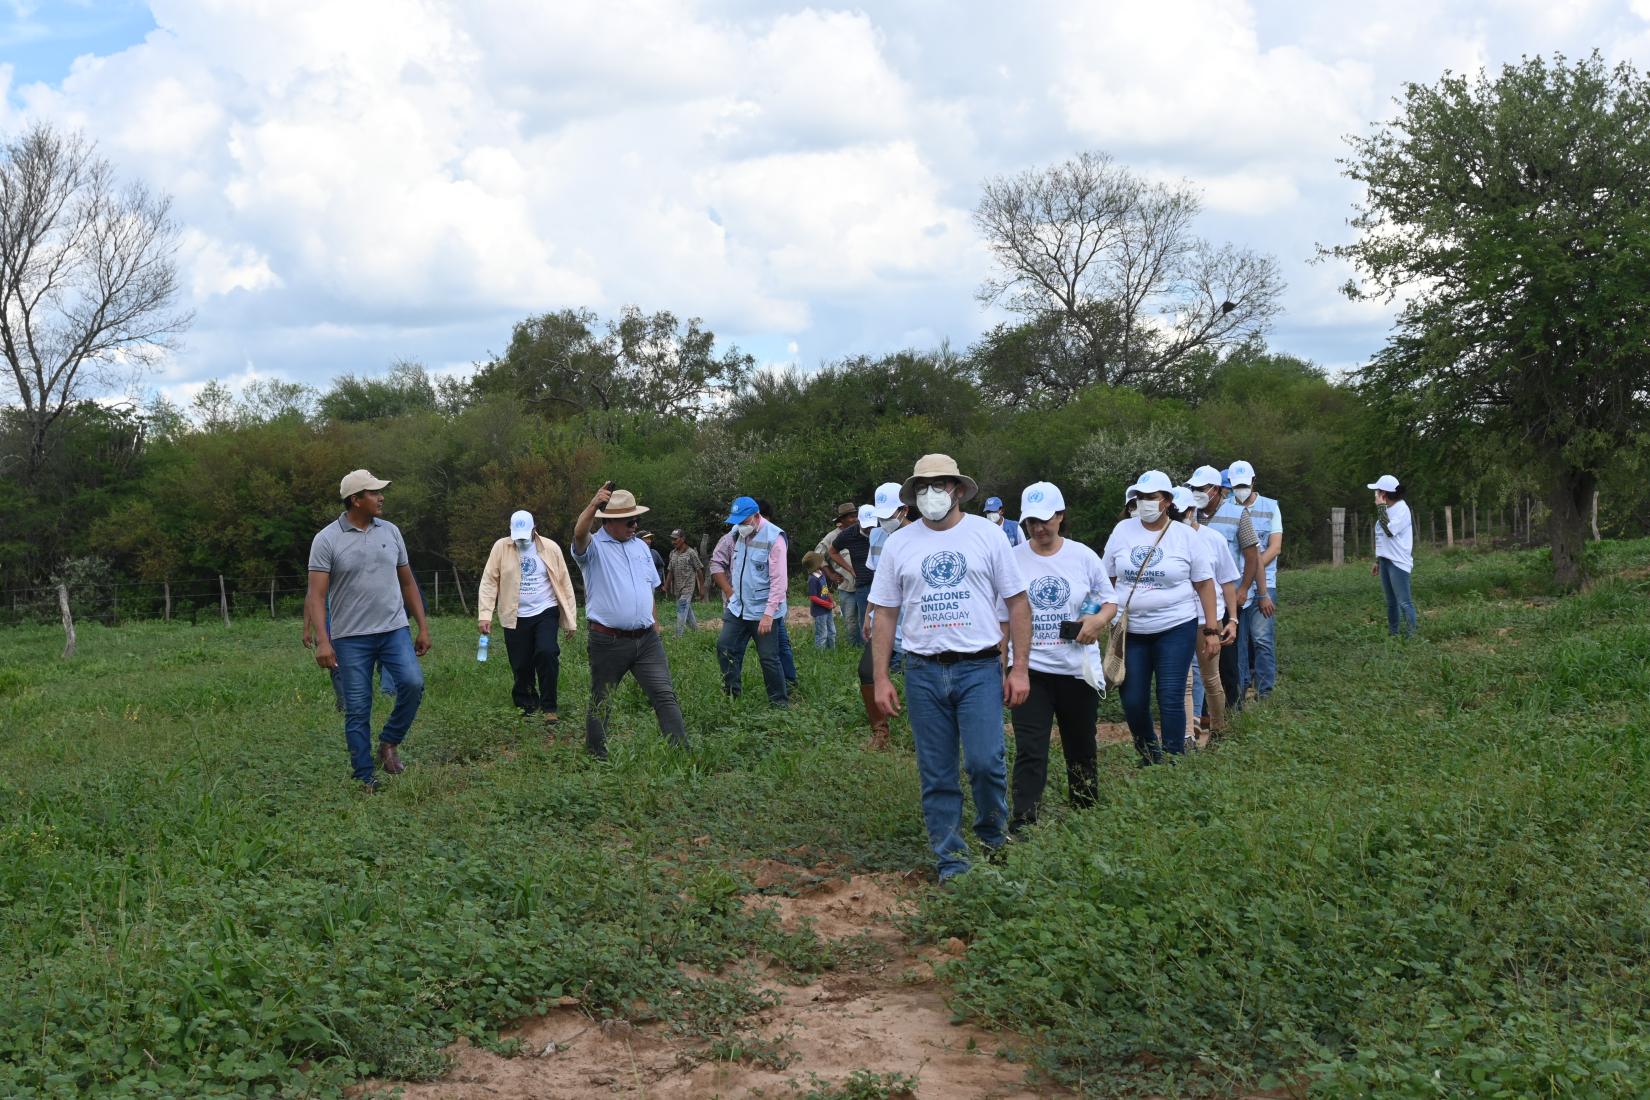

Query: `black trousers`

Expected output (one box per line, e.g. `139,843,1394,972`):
585,628,689,758
1222,616,1242,712
1009,669,1100,829
503,606,561,713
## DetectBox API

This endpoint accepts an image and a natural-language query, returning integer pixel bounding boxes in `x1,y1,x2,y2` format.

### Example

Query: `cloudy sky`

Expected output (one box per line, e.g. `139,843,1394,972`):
5,0,1649,405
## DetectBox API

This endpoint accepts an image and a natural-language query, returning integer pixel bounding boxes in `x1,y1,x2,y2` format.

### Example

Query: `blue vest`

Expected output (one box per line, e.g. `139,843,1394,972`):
730,521,786,619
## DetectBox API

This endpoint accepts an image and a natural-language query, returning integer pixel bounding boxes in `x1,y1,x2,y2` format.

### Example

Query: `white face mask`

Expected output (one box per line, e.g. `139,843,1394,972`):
514,537,531,550
916,487,955,522
987,511,1002,523
879,515,901,532
1234,487,1255,505
1191,491,1210,510
734,522,756,539
1136,500,1163,523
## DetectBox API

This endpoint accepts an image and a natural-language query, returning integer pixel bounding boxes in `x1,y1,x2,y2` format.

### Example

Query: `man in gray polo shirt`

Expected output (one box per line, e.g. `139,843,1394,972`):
304,469,433,789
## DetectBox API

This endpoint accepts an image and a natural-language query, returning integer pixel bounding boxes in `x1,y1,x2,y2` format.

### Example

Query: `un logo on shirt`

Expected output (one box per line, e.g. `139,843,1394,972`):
920,551,968,589
1028,575,1069,610
1130,545,1164,571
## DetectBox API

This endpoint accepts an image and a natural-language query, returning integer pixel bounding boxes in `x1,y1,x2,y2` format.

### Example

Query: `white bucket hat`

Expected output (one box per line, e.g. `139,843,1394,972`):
899,454,979,506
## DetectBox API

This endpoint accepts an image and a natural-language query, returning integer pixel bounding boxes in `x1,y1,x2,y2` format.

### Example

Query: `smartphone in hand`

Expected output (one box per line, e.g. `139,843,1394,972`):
1058,620,1082,641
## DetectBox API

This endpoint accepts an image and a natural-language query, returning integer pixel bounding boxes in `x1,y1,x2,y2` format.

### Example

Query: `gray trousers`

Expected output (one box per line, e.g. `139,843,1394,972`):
585,628,689,758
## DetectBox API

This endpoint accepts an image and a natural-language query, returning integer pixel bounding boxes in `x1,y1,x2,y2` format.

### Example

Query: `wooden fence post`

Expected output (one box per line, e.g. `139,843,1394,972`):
452,566,469,616
59,584,76,659
1592,490,1601,541
164,580,172,621
434,571,441,614
1429,510,1436,546
219,575,231,627
1445,506,1454,547
269,577,276,618
1331,508,1346,566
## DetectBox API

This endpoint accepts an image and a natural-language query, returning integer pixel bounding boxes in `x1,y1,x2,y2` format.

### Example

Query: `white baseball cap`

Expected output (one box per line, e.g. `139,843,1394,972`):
857,504,877,529
1130,470,1175,496
1227,460,1257,486
1019,481,1066,522
1189,465,1225,489
871,481,903,519
509,510,534,539
1367,474,1400,492
339,469,390,500
1170,486,1196,514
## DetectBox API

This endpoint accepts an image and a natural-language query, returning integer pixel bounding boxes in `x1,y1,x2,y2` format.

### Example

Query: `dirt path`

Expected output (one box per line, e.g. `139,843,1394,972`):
367,871,1061,1099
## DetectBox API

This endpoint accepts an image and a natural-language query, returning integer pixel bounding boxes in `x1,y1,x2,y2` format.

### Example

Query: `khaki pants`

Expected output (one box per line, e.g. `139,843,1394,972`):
1184,647,1227,743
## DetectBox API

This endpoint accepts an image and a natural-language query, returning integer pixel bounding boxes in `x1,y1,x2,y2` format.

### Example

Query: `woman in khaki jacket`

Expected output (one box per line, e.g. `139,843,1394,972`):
478,510,578,722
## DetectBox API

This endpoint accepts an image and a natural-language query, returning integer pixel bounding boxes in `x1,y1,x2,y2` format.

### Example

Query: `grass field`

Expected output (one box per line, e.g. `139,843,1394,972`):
3,544,1650,1098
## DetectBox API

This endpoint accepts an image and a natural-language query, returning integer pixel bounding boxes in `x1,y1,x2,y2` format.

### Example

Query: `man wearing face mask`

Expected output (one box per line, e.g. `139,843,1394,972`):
1213,460,1282,701
869,455,1031,883
477,509,579,723
982,496,1023,547
716,495,790,707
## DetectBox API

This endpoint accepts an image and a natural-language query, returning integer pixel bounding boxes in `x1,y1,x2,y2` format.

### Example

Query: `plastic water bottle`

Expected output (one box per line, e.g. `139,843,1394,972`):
476,634,490,662
1079,589,1104,617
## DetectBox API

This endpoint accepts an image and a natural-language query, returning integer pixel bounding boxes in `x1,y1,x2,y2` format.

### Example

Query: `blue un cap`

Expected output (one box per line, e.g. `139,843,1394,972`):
984,496,1004,511
724,495,760,524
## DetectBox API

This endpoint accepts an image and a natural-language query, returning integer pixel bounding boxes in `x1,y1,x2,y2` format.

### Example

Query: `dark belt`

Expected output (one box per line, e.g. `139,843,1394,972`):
920,646,1002,665
590,621,652,639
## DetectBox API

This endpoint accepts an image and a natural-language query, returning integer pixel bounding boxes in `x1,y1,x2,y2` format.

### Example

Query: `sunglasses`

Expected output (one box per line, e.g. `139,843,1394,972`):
607,517,639,528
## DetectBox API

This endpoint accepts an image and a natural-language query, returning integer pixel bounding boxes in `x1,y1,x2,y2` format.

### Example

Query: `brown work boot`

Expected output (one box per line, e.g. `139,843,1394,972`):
860,684,891,751
377,742,406,775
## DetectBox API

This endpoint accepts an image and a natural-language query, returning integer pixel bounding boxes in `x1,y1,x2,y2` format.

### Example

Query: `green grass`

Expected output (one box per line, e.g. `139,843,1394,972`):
4,543,1650,1097
919,539,1650,1097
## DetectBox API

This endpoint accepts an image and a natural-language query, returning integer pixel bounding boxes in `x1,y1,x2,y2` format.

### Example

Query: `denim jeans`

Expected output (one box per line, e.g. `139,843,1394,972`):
812,613,837,649
776,618,798,686
1120,619,1197,763
332,628,425,782
1379,559,1417,637
585,628,688,758
904,653,1009,881
502,606,560,712
839,587,868,647
675,595,697,636
1238,599,1277,698
717,614,790,705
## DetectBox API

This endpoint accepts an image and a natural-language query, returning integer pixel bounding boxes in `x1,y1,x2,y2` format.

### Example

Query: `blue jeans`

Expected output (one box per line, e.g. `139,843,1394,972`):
1120,619,1197,763
904,654,1008,881
812,613,837,648
332,628,425,782
776,618,797,685
1379,559,1417,637
675,595,697,636
717,614,790,705
839,587,868,647
1238,599,1277,698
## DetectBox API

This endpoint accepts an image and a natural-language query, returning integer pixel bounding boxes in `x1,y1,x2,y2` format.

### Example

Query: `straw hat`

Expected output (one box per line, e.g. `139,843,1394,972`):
595,489,650,519
899,453,979,506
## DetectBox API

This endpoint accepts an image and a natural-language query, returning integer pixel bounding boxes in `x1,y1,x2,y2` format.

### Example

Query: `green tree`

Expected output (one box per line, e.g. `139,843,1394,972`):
1326,52,1650,588
318,360,438,423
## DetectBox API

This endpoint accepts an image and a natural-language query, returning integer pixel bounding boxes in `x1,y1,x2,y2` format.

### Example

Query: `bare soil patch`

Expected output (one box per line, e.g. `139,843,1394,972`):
364,872,1060,1099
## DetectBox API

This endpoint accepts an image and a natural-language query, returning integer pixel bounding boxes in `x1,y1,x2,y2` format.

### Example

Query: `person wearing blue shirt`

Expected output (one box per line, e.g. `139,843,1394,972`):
983,495,1022,546
1212,460,1282,701
570,484,689,759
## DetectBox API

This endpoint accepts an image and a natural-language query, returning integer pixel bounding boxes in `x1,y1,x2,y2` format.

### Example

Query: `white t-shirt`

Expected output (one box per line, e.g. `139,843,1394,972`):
996,539,1116,679
516,542,557,617
1374,500,1414,573
868,513,1027,655
1102,517,1214,635
1188,522,1239,619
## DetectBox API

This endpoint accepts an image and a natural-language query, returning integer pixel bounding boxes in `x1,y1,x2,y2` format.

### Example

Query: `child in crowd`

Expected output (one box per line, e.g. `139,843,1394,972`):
803,550,837,649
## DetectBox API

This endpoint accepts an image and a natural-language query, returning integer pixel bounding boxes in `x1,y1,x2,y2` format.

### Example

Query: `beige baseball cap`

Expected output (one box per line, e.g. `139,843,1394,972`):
339,469,391,500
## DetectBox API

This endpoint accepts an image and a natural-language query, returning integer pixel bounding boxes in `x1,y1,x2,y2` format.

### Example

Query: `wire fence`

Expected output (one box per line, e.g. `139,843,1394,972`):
0,569,476,628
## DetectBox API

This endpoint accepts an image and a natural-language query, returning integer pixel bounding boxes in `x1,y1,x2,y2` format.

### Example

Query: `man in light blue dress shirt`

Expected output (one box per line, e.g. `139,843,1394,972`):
571,484,689,759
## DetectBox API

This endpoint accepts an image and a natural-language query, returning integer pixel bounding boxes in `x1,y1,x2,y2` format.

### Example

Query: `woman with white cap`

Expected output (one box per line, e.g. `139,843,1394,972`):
999,481,1116,832
1369,474,1417,637
1102,471,1219,764
478,510,579,723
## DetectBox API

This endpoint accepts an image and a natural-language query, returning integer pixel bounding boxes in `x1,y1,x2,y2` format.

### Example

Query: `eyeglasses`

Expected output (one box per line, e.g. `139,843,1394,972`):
608,517,638,528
